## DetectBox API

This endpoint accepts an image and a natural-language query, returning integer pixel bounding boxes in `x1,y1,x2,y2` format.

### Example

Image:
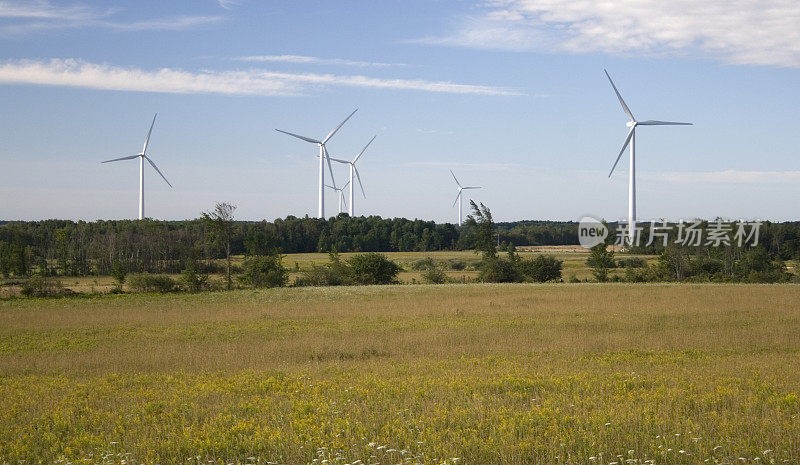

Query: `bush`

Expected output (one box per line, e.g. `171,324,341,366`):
180,266,209,292
110,261,127,290
421,266,448,284
128,273,175,293
347,253,401,285
447,259,466,271
294,252,351,287
617,257,647,268
518,255,563,282
240,254,288,288
411,257,436,271
479,257,522,283
20,276,72,297
586,244,615,282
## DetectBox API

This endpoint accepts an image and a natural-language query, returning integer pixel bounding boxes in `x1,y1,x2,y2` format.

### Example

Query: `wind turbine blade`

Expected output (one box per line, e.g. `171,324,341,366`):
463,186,482,190
324,147,337,189
353,166,366,198
637,120,693,126
275,129,321,144
325,184,336,190
452,191,461,208
145,156,173,188
449,170,462,188
342,180,351,189
142,113,157,155
322,108,358,144
604,70,635,121
326,157,350,164
342,193,347,209
101,154,140,163
352,135,376,164
608,126,635,178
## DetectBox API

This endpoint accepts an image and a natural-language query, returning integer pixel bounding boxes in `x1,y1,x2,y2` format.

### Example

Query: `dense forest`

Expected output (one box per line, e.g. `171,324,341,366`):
0,214,798,278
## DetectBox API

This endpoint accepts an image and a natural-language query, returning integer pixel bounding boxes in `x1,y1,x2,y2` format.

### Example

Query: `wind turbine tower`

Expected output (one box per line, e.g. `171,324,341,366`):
450,170,481,227
276,109,357,219
604,70,692,245
101,114,172,220
329,135,375,216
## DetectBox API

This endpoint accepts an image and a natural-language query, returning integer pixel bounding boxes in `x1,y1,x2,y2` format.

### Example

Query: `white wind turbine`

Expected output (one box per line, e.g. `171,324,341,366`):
101,114,172,220
276,109,357,219
326,180,351,214
604,70,691,245
450,170,481,227
328,135,375,216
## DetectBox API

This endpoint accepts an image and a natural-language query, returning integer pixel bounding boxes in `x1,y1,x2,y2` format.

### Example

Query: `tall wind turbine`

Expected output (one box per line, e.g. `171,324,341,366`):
276,109,357,219
604,70,691,245
101,114,172,220
326,180,350,214
329,135,375,216
450,170,481,227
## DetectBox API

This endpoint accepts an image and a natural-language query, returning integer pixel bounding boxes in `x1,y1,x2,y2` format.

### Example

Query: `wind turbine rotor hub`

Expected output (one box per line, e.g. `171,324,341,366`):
626,121,637,128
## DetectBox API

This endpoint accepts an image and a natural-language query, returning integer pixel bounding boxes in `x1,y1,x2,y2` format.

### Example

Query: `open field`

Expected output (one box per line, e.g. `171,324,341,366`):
1,283,799,464
1,248,663,296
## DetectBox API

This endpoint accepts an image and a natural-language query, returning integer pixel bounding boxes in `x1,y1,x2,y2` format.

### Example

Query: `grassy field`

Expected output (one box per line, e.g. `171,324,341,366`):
1,283,799,464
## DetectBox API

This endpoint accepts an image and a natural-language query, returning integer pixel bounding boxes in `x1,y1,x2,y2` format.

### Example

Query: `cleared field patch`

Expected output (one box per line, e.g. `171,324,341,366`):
1,284,799,464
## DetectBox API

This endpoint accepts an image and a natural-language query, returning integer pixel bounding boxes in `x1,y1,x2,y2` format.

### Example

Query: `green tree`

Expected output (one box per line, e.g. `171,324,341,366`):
465,201,497,260
202,202,236,290
347,253,401,285
241,254,288,288
110,260,127,291
519,254,563,282
586,243,615,282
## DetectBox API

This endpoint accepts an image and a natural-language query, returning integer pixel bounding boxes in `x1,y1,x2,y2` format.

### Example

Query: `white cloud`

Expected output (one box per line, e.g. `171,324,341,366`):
0,58,522,97
0,0,223,33
646,170,800,184
419,0,800,68
217,0,239,10
235,54,407,68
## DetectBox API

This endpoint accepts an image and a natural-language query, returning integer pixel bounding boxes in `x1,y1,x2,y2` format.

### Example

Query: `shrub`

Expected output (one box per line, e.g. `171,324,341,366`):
20,276,72,297
421,266,448,284
240,254,288,288
586,244,615,282
447,259,466,271
411,257,436,271
128,273,175,293
519,255,563,282
180,266,209,292
617,257,647,268
347,253,401,285
294,251,351,287
110,261,127,290
479,257,522,283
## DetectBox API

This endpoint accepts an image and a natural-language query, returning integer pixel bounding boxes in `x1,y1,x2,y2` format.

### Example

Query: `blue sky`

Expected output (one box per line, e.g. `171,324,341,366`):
0,0,798,223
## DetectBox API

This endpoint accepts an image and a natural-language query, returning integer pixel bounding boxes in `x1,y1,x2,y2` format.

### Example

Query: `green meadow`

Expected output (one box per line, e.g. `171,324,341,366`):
1,283,798,464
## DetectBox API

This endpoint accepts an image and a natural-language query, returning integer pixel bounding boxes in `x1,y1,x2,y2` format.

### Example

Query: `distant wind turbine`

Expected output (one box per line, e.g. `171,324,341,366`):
329,135,375,216
326,180,351,214
101,114,172,220
450,170,481,227
276,109,357,219
604,70,692,245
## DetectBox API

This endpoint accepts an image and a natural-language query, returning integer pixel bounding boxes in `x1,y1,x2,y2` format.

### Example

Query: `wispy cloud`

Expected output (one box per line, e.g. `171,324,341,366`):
235,54,407,68
217,0,239,10
646,170,800,184
0,0,223,34
418,0,800,68
0,58,522,96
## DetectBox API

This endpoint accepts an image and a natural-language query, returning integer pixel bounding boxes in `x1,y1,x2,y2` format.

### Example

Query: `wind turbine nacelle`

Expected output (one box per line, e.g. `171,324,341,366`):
626,121,637,128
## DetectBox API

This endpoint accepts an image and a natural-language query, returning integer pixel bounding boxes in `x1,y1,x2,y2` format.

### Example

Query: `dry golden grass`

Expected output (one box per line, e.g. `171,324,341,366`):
1,284,799,464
